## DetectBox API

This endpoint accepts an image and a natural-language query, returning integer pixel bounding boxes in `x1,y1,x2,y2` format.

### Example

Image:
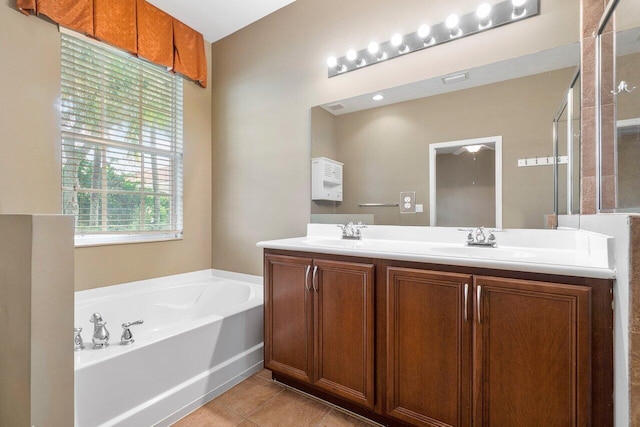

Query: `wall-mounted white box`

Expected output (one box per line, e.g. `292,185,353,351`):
312,157,343,201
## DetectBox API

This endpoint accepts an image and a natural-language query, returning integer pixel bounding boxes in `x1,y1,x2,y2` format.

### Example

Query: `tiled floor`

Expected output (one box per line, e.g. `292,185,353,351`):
172,369,378,427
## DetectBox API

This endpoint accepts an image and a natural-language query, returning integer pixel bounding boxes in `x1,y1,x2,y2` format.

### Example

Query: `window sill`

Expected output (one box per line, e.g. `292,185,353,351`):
75,232,183,248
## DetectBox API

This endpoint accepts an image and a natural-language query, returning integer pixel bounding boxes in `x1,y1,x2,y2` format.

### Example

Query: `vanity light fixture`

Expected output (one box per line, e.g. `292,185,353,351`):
372,94,384,101
326,0,539,78
446,14,462,38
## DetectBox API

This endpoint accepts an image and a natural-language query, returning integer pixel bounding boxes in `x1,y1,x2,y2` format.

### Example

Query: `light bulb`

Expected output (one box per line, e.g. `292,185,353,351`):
417,24,431,39
346,49,357,62
391,33,403,47
446,14,461,37
477,3,492,28
445,14,459,30
512,0,527,17
368,41,379,55
372,94,384,101
327,56,337,68
465,145,482,153
477,3,491,19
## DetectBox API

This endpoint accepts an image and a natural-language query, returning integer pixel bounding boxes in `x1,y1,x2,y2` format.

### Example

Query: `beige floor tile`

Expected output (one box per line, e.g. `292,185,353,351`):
172,401,245,427
214,375,285,416
256,368,273,380
237,420,260,427
247,389,331,427
316,409,376,427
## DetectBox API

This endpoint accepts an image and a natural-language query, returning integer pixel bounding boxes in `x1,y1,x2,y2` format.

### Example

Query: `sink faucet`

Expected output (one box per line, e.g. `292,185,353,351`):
90,313,110,349
459,226,498,247
337,222,367,240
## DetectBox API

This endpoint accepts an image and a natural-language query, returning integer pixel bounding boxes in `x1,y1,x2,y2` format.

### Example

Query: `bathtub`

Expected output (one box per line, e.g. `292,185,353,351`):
74,269,264,427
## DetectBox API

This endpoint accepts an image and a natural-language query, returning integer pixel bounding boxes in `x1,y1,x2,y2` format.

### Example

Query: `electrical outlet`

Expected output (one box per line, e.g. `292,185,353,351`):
400,191,416,213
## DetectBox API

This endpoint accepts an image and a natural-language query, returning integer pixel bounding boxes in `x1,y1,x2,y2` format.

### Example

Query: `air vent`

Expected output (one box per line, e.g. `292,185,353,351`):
326,103,345,111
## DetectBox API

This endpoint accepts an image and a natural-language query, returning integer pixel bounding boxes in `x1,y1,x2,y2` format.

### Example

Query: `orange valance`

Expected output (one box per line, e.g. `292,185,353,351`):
16,0,207,87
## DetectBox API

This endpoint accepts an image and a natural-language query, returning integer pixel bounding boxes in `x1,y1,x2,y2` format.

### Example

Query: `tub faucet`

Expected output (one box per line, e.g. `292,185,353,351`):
120,320,144,345
74,327,85,351
90,313,110,349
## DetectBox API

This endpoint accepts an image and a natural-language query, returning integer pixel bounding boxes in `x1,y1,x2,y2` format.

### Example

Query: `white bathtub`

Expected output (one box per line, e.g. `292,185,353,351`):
74,269,264,427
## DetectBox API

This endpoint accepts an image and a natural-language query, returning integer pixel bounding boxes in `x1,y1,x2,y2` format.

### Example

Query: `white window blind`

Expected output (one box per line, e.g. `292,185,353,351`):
60,33,183,243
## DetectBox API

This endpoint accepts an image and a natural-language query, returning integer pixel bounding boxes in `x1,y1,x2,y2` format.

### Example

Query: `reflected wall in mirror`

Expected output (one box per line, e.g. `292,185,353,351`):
311,45,580,229
597,0,640,211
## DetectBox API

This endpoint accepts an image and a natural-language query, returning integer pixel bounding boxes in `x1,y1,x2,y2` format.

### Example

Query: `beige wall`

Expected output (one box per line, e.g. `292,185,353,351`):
0,2,213,290
0,215,74,426
326,69,574,228
437,151,495,227
211,0,580,275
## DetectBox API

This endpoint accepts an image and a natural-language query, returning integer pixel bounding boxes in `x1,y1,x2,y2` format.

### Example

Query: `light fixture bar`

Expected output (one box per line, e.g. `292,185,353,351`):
327,0,540,78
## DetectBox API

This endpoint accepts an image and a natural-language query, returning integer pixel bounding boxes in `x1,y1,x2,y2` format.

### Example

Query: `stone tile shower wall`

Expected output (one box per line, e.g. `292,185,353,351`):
582,1,637,424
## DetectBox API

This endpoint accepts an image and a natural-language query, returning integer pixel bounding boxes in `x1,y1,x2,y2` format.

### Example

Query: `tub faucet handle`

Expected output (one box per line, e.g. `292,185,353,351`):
74,327,85,351
121,320,144,345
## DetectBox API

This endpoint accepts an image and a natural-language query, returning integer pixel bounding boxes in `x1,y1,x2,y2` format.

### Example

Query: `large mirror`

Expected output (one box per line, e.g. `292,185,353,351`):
597,0,640,212
311,43,581,229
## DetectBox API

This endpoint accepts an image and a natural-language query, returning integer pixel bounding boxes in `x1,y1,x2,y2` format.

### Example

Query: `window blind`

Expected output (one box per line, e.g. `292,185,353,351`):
61,33,183,238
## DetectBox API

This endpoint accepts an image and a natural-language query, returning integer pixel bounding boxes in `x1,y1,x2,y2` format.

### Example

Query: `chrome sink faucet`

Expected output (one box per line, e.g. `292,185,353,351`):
459,226,498,247
337,222,367,240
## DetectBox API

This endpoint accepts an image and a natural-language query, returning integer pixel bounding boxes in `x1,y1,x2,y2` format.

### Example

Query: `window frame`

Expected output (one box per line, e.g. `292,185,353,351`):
60,29,184,247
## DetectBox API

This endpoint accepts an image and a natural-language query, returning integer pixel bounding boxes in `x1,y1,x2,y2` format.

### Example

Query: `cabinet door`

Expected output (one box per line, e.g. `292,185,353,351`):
314,259,375,409
473,276,590,427
264,254,314,383
386,267,473,427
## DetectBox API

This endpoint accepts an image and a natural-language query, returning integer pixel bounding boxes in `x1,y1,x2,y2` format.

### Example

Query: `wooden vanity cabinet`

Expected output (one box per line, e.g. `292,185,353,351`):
473,276,590,427
264,254,375,409
386,267,473,427
386,267,592,427
264,250,613,427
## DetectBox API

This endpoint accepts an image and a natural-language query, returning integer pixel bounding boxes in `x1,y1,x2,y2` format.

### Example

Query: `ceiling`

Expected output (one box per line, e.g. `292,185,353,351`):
147,0,297,43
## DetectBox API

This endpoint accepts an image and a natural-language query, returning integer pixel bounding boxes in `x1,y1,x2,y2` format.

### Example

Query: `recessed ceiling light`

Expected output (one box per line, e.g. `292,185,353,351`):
372,94,384,101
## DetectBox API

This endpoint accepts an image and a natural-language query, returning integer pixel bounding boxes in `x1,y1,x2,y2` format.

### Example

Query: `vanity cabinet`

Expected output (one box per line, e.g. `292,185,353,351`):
386,268,590,427
264,254,375,409
263,250,613,427
386,268,473,427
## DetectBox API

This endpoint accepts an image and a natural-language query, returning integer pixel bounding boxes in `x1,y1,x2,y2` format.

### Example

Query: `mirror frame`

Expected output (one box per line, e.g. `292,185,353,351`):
428,136,503,228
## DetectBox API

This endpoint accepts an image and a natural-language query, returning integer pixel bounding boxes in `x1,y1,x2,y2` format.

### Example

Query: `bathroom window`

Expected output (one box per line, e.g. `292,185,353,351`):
60,33,183,246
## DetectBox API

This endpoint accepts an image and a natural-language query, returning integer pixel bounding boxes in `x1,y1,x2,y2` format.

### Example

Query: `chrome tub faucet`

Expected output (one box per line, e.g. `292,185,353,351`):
90,313,110,349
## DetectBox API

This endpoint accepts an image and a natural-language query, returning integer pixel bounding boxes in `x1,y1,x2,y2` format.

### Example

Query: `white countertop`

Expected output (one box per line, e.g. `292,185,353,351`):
257,224,616,279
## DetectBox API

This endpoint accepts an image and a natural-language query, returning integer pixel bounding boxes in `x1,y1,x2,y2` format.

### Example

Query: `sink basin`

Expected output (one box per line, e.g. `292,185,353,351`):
429,246,535,259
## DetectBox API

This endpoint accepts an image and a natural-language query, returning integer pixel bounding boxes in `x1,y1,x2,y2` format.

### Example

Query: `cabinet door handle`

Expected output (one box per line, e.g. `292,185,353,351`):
464,283,469,321
477,285,482,324
312,266,319,292
304,265,311,291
